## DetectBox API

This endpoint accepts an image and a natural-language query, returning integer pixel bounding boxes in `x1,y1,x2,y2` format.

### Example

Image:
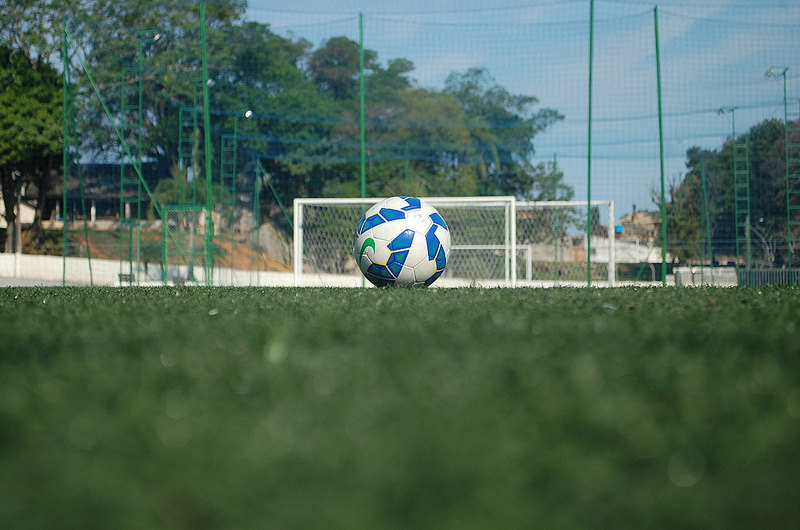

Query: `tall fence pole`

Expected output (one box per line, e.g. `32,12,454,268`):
62,17,70,286
201,0,214,285
783,70,791,277
587,0,594,286
701,154,714,283
359,13,367,199
654,6,667,286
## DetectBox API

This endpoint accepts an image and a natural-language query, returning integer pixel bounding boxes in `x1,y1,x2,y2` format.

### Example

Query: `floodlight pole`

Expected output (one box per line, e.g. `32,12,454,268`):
719,105,750,277
132,29,158,284
717,106,737,139
135,30,160,175
781,70,790,274
766,67,791,274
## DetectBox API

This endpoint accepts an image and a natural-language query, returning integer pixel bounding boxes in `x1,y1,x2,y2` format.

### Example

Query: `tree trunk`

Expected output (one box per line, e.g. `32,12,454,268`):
14,206,21,254
33,171,49,229
4,218,16,253
1,172,18,253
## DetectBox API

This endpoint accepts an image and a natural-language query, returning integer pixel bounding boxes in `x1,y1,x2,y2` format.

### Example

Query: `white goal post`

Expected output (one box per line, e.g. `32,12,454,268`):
293,197,615,287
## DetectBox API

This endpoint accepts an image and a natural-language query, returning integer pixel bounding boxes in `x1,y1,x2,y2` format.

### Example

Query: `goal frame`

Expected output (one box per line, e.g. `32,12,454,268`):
292,197,615,287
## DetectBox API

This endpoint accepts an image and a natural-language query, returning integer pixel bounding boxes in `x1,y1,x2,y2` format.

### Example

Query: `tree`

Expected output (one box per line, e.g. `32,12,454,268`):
321,61,568,201
4,2,569,244
444,67,564,198
363,87,476,198
0,0,73,63
308,36,378,101
670,118,791,266
319,49,422,198
208,22,336,215
0,45,62,252
517,157,580,246
68,0,248,175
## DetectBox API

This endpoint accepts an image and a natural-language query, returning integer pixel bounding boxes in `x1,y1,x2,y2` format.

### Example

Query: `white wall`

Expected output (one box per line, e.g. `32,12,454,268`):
0,252,298,287
590,237,670,264
0,200,36,229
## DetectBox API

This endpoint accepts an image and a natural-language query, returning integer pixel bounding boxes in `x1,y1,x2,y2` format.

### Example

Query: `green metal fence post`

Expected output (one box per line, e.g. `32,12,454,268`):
161,213,167,284
783,70,790,276
359,12,367,200
553,154,560,282
700,154,714,283
62,16,69,286
654,6,667,286
201,0,214,285
587,0,594,286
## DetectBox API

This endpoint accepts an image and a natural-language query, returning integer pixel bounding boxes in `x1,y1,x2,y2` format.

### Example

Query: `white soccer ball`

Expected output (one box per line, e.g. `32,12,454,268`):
354,196,451,287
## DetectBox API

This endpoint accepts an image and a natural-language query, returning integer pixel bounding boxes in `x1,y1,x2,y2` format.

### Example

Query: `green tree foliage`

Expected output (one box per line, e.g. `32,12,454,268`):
517,158,580,246
0,45,62,251
64,0,248,176
0,0,72,63
308,36,378,102
669,118,791,266
5,1,567,238
321,63,565,202
444,68,564,198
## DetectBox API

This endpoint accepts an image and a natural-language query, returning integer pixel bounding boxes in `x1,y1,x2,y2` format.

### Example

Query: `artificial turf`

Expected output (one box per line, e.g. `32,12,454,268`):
1,286,799,528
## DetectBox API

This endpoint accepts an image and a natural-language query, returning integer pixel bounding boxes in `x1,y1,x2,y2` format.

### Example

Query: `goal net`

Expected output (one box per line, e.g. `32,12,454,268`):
516,200,615,285
293,197,616,287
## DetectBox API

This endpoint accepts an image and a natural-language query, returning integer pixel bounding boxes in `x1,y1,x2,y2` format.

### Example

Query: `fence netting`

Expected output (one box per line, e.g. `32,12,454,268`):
47,1,800,285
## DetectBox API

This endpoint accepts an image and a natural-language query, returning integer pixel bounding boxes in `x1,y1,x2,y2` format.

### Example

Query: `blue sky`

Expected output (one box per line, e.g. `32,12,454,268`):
245,1,800,216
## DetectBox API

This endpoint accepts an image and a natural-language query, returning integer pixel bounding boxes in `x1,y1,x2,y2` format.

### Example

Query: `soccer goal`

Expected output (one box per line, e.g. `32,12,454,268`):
293,197,615,287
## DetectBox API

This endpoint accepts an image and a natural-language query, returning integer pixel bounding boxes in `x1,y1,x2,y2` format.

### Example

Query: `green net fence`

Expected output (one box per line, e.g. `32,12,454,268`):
5,0,798,285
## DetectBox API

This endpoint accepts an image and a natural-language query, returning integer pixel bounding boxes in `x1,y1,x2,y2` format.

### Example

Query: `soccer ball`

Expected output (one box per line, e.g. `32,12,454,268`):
354,196,451,287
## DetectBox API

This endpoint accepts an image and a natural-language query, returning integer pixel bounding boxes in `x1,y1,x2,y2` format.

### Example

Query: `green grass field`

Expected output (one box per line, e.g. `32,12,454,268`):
1,286,799,528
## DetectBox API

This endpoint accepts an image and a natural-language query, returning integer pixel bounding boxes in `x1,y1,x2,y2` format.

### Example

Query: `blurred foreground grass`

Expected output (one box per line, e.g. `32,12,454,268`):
1,286,799,528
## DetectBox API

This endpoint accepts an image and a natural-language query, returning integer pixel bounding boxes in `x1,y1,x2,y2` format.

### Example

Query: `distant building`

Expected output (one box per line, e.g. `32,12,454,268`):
0,199,36,229
615,209,660,243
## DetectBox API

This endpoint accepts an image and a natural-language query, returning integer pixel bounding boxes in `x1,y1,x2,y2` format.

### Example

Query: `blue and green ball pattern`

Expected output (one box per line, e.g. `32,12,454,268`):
354,196,450,287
